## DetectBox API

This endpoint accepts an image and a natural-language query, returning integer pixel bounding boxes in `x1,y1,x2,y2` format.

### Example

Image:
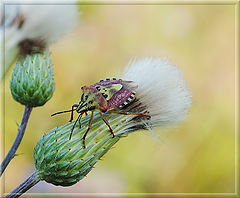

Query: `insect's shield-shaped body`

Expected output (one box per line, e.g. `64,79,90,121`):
51,78,147,147
77,78,137,113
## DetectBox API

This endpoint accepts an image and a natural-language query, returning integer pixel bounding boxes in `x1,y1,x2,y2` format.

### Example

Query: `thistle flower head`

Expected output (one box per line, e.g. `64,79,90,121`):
1,3,79,78
33,57,191,186
122,58,192,130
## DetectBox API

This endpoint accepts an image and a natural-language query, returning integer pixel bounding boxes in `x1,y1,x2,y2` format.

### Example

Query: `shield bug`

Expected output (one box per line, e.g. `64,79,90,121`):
51,78,150,148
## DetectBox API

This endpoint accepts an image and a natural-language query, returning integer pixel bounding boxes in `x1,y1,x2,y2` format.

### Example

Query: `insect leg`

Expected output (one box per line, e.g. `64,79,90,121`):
69,104,79,122
99,112,115,138
82,111,94,148
69,113,83,140
110,111,150,117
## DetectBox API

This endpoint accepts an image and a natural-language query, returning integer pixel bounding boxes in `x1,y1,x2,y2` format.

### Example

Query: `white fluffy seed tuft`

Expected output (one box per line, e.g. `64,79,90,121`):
3,4,79,45
1,4,79,78
122,57,192,128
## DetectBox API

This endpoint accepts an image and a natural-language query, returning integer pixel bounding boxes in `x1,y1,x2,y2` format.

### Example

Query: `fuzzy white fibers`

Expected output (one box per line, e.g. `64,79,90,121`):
122,58,192,128
3,4,79,46
0,4,79,78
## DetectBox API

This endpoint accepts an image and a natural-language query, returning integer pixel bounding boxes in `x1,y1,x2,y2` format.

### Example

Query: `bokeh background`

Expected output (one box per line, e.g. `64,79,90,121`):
3,3,236,196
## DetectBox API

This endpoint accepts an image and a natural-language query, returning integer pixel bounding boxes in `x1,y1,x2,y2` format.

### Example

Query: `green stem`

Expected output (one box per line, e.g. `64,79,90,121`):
5,172,41,198
0,106,33,176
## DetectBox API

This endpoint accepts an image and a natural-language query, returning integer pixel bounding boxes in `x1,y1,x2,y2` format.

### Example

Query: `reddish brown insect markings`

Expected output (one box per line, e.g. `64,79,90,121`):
107,89,133,109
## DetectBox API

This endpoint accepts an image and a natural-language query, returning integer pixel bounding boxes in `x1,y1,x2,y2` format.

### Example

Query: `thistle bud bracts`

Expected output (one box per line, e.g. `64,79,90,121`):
10,51,55,107
34,113,132,186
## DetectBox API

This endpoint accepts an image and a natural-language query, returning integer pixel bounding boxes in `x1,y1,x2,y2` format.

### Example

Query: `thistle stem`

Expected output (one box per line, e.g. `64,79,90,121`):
0,106,33,176
5,172,41,198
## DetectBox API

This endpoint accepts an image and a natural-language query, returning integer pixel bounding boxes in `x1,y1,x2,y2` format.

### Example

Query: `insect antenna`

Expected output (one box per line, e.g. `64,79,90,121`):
51,109,74,117
69,113,83,140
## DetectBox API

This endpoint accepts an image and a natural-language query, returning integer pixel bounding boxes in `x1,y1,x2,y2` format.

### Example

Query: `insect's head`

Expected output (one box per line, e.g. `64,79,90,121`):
76,86,99,113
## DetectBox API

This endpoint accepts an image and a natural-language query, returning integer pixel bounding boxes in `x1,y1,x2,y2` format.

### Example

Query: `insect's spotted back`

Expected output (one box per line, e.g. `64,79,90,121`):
95,84,122,101
76,78,137,113
93,78,137,110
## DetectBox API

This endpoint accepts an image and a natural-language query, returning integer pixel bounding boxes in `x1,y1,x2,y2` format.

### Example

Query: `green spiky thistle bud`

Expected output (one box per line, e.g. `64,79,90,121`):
10,50,55,107
34,113,136,186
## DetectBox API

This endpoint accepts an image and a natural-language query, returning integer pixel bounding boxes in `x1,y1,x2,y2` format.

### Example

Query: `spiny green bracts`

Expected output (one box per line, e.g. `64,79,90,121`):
34,112,136,186
10,50,54,107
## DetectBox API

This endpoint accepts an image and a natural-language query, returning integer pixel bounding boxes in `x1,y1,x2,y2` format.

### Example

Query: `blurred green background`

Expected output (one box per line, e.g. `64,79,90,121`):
4,4,236,195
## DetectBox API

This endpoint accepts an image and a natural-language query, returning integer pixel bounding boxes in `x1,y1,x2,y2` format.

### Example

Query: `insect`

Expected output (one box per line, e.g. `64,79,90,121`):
51,78,150,148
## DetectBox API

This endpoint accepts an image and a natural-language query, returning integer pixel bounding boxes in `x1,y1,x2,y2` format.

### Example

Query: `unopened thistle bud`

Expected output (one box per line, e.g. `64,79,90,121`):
34,57,191,187
10,51,54,107
34,113,134,186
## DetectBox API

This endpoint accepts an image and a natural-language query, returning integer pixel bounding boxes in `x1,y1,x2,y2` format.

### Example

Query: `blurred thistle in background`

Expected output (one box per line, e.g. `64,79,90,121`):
0,4,79,79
